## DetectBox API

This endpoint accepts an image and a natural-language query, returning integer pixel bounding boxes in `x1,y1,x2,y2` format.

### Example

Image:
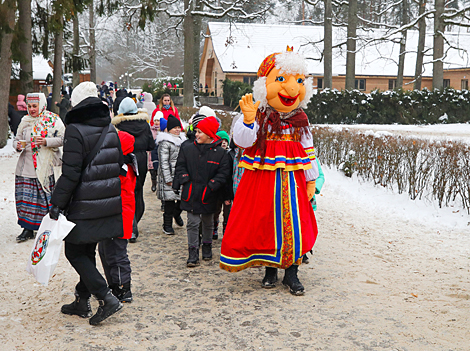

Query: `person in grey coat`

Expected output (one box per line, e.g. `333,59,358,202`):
156,115,186,234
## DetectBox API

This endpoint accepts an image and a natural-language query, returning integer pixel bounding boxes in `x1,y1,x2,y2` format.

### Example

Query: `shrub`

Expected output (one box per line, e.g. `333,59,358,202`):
142,77,183,101
222,79,252,108
306,88,470,125
312,126,470,212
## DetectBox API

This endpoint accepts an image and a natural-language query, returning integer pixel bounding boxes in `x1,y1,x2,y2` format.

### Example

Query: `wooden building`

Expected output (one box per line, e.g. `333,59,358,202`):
200,22,470,95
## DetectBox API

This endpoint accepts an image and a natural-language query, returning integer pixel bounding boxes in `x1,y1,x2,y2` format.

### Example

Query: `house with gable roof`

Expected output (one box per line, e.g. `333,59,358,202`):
199,22,470,96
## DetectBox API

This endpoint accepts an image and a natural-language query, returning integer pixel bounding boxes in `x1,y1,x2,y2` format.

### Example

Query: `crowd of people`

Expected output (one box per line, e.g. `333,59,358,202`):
9,48,324,326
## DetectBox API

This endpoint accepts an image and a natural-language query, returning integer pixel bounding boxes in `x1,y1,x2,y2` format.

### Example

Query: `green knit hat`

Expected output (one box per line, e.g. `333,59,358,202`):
216,130,230,143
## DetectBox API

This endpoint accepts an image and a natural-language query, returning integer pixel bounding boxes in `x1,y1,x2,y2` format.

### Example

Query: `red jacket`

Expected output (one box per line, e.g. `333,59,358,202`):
151,105,180,126
118,131,136,239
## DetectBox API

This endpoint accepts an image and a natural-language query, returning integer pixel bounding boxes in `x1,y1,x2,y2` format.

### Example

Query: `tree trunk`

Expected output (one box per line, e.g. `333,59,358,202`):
345,0,357,90
414,0,427,90
433,0,444,90
89,0,97,83
193,0,203,104
52,20,63,115
323,0,333,89
18,0,33,94
396,0,408,89
183,0,194,107
0,1,15,147
72,14,80,87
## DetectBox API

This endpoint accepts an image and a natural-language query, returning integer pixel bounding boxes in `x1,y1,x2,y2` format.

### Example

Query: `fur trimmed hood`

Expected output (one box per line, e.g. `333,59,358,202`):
156,131,186,146
112,110,149,126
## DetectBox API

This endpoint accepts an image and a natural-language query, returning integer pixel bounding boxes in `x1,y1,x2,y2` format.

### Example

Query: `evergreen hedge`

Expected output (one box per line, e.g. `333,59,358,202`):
306,88,470,125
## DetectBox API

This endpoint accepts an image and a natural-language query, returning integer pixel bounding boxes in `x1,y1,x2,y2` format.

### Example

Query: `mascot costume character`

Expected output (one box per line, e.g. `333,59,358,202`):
220,47,319,295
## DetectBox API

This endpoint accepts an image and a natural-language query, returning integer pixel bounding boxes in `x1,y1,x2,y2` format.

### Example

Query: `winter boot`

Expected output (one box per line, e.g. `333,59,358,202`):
61,290,92,318
212,219,219,240
187,247,200,267
202,243,213,261
89,290,123,325
16,229,34,242
150,169,157,192
129,220,139,243
262,267,278,289
112,282,133,303
163,214,175,235
174,215,184,227
282,265,305,296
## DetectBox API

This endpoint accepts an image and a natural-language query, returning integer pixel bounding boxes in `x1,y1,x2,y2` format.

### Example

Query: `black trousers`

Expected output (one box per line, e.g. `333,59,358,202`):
65,241,109,300
164,200,183,219
98,238,132,287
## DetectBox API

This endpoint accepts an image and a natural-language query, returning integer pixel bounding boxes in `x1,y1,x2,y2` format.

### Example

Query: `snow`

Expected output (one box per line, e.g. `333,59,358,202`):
0,138,16,157
208,22,470,77
322,123,470,143
11,55,53,81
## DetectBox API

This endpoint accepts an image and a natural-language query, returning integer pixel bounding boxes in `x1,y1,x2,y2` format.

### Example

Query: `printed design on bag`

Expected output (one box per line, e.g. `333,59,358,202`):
31,231,51,265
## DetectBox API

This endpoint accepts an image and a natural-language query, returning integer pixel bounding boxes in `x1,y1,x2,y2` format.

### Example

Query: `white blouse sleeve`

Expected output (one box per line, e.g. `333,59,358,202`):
301,129,319,181
232,114,259,148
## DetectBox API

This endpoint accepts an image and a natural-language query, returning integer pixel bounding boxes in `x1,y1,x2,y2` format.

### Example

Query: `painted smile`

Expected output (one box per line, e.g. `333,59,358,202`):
278,93,299,106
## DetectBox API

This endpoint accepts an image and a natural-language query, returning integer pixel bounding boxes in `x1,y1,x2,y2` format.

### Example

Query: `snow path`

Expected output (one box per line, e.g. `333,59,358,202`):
0,152,468,349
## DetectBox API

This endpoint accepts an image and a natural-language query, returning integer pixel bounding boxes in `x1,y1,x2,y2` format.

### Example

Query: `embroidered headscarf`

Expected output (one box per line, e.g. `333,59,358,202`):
16,93,65,192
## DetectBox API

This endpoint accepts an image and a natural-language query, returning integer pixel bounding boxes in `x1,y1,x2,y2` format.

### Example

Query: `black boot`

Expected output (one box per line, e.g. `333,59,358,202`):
174,215,184,227
202,243,212,261
61,290,92,318
112,282,133,303
262,267,278,288
187,247,199,267
16,229,34,242
129,220,139,243
282,265,305,296
89,290,123,325
150,169,157,192
163,214,175,235
302,253,309,264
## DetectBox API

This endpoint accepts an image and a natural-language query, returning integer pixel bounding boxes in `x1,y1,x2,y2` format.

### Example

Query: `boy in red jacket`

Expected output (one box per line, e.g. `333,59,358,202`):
98,130,137,302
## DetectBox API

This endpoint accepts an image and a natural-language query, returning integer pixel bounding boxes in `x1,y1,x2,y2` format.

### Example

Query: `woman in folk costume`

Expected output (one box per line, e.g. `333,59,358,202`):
13,93,65,242
220,48,319,295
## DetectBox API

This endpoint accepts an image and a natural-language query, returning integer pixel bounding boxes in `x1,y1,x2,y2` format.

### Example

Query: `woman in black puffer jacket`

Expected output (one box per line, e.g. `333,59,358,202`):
112,97,155,242
50,82,124,326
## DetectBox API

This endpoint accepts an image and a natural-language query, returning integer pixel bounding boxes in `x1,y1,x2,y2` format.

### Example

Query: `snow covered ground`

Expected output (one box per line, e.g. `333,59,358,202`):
320,123,470,143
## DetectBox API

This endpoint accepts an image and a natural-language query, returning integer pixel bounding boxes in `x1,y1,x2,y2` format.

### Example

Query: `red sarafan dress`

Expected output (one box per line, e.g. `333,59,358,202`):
118,131,137,239
220,108,319,272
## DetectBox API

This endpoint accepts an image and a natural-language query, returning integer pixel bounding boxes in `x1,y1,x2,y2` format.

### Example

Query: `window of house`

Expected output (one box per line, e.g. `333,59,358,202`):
355,79,366,90
461,79,468,90
388,79,397,90
243,76,256,85
317,78,323,89
443,79,450,88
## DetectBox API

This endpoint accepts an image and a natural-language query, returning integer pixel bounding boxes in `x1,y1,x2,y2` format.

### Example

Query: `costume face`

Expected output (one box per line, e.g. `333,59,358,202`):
28,103,40,117
265,67,306,113
195,128,212,144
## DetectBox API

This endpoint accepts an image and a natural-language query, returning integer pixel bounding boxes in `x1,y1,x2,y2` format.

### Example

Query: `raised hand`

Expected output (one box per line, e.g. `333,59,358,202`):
239,93,260,125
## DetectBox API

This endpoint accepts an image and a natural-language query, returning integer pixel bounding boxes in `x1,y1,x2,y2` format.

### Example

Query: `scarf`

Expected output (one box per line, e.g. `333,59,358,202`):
17,96,65,192
255,106,310,162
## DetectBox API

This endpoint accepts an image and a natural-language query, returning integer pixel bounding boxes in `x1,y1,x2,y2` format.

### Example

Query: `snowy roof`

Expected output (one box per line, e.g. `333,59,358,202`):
208,22,470,77
11,55,53,80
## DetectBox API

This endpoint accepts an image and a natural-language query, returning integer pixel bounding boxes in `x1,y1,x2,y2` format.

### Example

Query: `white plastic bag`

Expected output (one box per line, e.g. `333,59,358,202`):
26,213,75,286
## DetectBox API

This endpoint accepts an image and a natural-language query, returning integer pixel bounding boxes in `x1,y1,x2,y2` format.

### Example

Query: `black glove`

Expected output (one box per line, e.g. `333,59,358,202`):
49,205,61,220
173,189,180,195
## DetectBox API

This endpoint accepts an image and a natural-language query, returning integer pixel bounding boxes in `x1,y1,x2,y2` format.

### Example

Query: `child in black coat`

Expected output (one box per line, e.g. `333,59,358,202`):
173,117,231,267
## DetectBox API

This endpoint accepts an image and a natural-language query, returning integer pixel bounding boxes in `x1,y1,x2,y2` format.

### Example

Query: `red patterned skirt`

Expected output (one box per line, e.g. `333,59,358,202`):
220,168,317,272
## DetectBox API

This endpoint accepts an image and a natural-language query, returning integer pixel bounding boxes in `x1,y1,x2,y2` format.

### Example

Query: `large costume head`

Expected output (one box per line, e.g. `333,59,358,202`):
253,47,313,113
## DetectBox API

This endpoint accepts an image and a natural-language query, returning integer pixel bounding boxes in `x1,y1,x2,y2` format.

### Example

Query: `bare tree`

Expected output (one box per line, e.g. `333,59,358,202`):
89,0,96,83
345,0,358,90
0,0,16,147
414,0,427,90
72,14,80,87
52,17,64,115
18,0,33,94
433,0,444,89
183,0,195,107
396,0,408,88
324,0,333,88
